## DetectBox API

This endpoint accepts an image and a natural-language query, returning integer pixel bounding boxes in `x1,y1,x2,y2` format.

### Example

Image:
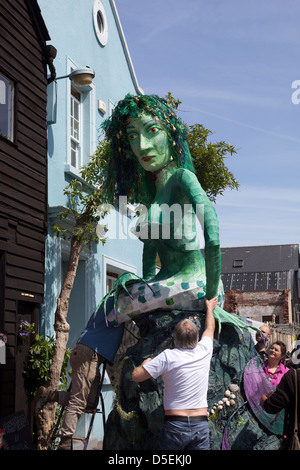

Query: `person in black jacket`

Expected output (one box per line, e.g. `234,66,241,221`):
260,369,300,449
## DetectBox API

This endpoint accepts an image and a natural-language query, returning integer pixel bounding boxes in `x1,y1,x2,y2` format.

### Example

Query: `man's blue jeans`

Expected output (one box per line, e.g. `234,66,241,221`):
159,418,210,450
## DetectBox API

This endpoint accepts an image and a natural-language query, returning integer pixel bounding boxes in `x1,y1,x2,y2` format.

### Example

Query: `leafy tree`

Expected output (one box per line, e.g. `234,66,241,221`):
166,92,239,202
188,124,239,202
35,147,109,449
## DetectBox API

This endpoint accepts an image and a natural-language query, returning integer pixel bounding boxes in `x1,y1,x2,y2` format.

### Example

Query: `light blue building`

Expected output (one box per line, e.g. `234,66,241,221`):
38,0,144,447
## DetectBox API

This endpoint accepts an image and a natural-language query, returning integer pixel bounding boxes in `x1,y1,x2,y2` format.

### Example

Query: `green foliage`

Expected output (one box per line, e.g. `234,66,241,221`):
187,124,239,203
23,334,71,398
166,92,239,203
53,139,111,248
165,92,182,111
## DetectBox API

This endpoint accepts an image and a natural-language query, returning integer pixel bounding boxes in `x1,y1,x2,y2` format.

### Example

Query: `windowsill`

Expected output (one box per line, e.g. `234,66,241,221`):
64,164,86,183
64,164,99,191
0,134,18,148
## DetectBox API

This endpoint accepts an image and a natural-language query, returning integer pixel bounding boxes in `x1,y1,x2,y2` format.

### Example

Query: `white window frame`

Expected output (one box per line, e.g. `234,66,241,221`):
102,254,137,297
70,86,81,169
0,73,14,142
93,0,108,46
108,99,115,117
65,57,96,180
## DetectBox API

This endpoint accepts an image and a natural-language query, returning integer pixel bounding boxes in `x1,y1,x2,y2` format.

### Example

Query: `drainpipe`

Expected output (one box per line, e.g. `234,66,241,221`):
45,45,57,84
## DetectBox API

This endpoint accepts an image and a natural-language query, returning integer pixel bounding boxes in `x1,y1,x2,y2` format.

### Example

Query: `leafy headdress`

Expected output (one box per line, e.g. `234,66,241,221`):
101,94,195,206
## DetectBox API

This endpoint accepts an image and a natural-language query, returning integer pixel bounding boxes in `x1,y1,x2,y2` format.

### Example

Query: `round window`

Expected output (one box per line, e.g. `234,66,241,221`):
93,0,108,46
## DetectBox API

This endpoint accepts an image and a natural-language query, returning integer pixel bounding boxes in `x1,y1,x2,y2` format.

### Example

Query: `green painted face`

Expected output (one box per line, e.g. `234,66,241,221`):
126,113,172,172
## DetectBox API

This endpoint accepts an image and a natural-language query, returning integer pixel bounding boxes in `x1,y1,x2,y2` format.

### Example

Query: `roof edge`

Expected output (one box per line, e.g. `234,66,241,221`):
221,243,299,250
109,0,144,95
26,0,51,43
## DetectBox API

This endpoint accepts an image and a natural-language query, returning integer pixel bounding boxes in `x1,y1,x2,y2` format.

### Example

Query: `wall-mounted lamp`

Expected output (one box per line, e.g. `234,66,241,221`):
55,67,95,87
47,67,95,124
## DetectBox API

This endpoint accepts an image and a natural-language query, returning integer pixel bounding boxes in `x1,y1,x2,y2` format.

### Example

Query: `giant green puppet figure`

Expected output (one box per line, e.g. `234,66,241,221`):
100,94,250,333
96,94,271,450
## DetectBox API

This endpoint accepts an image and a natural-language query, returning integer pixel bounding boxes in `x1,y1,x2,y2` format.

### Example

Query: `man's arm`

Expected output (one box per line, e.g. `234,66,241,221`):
202,296,218,341
132,358,152,383
180,170,221,300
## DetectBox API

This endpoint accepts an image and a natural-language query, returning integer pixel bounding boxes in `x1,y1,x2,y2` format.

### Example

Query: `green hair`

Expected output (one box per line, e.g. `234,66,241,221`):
101,94,195,206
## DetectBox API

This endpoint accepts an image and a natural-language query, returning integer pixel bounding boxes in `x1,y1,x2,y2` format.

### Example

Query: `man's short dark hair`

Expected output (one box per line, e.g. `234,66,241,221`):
174,319,199,349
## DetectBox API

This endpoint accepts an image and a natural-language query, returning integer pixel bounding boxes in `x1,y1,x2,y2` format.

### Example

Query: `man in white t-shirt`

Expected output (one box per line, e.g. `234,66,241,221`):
132,296,218,450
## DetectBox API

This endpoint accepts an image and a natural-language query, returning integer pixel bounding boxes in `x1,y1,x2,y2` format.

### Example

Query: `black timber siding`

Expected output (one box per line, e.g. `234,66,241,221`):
0,0,50,421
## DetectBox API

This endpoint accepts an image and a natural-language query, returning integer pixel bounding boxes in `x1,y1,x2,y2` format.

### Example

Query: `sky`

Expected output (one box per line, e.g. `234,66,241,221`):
115,0,300,248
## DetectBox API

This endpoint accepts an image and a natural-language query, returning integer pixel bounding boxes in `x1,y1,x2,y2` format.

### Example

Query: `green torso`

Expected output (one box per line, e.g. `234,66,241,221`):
135,168,218,285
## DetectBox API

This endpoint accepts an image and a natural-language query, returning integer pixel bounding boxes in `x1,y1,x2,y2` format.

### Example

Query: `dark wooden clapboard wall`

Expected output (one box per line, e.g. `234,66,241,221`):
0,0,51,421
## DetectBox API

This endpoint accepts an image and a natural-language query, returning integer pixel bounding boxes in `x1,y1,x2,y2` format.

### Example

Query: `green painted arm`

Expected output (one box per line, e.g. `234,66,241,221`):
180,169,221,299
205,242,221,299
142,243,157,281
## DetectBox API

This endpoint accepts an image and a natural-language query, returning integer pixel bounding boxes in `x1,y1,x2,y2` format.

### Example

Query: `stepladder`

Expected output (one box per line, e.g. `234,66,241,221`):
48,360,107,450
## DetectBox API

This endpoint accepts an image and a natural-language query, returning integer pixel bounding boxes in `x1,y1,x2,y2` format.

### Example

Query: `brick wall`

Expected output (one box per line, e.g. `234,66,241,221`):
224,289,291,324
